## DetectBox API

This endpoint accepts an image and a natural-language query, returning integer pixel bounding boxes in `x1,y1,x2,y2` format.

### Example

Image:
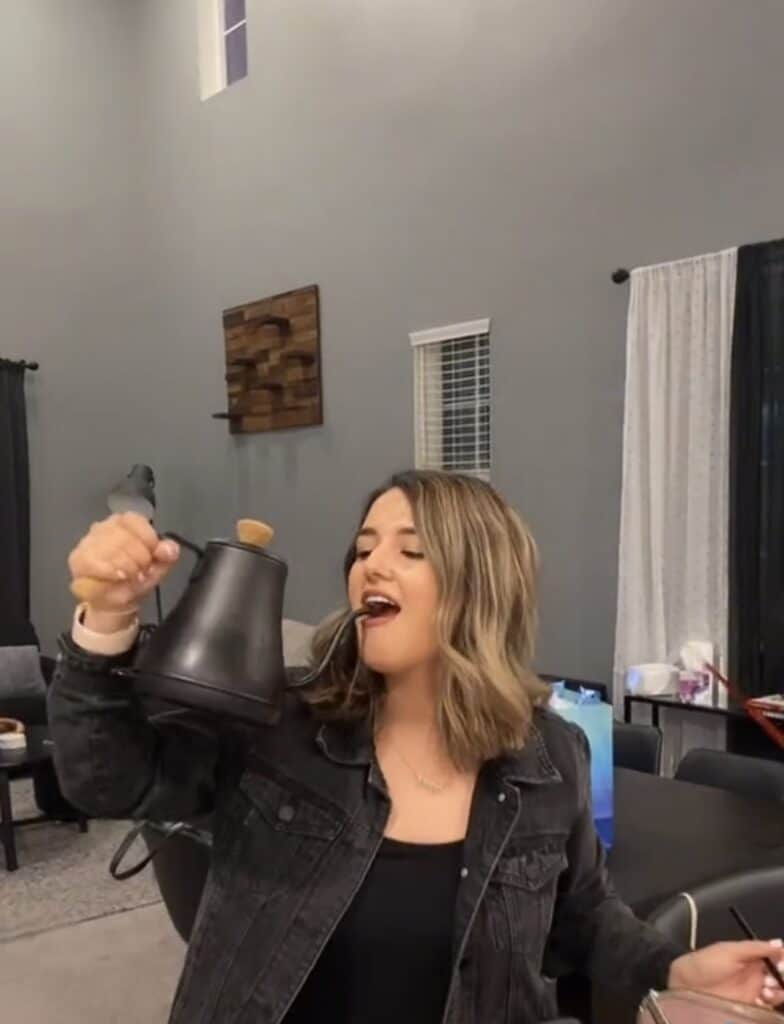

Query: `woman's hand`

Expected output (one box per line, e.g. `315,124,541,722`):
68,512,181,629
668,939,784,1008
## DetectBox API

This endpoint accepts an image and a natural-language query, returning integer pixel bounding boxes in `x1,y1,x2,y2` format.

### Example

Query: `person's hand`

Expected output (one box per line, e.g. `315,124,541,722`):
68,513,181,627
668,939,784,1009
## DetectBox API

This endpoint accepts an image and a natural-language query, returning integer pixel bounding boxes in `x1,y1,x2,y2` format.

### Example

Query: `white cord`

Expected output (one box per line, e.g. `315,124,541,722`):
678,891,699,950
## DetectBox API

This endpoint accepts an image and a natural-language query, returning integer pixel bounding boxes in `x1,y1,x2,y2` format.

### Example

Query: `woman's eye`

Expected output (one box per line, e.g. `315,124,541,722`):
355,549,423,560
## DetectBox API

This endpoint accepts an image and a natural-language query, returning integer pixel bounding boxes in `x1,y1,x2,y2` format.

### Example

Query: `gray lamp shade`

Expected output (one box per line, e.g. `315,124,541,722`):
107,464,157,520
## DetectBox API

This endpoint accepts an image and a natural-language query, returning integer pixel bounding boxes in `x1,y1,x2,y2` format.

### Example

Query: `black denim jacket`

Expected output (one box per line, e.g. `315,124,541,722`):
47,645,681,1024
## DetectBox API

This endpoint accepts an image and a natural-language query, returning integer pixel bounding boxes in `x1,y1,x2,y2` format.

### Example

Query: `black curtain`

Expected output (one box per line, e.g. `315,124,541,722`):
0,359,37,646
729,240,784,697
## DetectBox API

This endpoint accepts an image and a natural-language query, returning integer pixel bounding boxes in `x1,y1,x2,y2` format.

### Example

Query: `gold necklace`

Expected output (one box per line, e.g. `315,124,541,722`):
386,740,450,794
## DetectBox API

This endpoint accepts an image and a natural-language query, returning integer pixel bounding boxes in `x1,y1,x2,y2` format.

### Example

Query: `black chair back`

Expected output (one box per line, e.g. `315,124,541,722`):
648,865,784,950
613,721,662,774
675,748,784,802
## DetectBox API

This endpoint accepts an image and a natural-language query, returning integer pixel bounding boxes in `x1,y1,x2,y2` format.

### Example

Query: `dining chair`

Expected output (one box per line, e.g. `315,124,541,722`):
675,747,784,802
613,721,662,774
648,864,784,951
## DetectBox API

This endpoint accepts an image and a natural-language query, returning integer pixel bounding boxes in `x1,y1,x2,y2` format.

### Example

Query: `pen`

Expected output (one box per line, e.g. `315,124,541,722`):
729,904,784,991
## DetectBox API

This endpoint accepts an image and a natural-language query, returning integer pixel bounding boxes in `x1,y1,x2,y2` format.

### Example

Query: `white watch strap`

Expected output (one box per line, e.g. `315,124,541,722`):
71,602,140,656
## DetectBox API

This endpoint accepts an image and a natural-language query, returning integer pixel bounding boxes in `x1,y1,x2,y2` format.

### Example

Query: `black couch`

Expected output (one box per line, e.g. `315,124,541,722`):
2,653,54,721
0,620,51,731
1,650,83,819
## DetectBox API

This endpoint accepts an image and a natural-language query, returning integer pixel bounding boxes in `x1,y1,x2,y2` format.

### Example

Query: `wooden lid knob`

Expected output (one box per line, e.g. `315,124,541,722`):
236,518,275,549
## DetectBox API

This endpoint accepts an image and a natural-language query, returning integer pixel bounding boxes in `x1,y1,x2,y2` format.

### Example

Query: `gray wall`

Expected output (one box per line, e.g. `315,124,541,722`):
0,2,145,652
10,1,784,684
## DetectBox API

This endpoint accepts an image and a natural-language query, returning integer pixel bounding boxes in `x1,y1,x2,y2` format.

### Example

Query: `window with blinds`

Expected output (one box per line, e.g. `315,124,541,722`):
410,319,491,481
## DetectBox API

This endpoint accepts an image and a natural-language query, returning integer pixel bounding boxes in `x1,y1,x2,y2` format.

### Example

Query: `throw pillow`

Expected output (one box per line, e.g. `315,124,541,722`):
0,645,47,700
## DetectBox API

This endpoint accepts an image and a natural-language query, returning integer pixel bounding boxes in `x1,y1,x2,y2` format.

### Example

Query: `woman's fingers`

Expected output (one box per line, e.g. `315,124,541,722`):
69,549,126,582
138,559,173,591
117,512,160,550
72,545,140,583
111,533,153,575
107,549,144,582
726,940,784,965
761,960,784,1006
68,513,182,612
153,538,180,563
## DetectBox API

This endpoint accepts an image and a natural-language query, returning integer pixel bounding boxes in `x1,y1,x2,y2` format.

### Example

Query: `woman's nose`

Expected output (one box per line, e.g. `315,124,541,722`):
364,544,393,577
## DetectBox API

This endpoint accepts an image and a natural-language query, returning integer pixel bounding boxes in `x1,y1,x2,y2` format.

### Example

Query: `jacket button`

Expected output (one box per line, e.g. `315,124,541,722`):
497,792,506,803
460,866,469,879
278,804,295,823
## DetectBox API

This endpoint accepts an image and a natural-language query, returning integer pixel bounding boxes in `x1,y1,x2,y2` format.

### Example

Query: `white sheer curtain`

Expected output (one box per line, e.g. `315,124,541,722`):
613,249,737,739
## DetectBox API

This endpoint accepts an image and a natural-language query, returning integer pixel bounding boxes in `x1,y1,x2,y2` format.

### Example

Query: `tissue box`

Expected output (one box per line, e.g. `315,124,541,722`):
549,685,614,848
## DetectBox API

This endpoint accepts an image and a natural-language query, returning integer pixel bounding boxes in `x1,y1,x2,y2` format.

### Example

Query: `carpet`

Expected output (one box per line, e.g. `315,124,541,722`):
0,778,162,942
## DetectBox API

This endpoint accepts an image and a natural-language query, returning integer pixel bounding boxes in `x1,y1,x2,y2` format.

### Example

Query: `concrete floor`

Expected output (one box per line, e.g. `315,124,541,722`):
2,902,185,1023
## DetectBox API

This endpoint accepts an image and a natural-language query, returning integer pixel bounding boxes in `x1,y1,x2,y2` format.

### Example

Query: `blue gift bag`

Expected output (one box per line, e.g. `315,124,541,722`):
549,685,614,849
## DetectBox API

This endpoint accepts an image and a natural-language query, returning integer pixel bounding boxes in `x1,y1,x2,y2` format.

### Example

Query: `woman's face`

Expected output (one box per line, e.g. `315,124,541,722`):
347,487,441,678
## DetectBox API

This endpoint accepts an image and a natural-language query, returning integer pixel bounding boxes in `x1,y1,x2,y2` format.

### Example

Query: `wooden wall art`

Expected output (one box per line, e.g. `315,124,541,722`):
213,284,322,433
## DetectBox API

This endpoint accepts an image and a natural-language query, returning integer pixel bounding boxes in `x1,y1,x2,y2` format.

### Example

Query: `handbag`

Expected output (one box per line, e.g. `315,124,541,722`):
638,990,781,1024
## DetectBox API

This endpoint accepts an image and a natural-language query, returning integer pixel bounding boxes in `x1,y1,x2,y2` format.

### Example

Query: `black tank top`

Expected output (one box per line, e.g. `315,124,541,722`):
283,836,465,1023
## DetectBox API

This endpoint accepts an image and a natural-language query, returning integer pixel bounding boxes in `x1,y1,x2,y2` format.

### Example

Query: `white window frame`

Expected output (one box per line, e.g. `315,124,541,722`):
198,0,247,101
410,318,491,481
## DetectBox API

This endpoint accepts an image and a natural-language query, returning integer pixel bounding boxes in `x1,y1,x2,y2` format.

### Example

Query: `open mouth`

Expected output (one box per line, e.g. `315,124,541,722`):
361,596,401,624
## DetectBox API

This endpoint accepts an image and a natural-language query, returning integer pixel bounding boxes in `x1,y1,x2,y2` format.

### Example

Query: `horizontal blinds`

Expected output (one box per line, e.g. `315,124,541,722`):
414,332,490,480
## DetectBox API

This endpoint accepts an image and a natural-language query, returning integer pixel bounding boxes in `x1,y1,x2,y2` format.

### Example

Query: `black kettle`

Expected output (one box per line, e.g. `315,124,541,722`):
104,518,371,880
115,523,287,726
110,519,367,727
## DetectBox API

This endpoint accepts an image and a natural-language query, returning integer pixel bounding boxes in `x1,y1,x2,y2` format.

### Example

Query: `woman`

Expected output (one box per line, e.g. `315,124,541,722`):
49,470,784,1023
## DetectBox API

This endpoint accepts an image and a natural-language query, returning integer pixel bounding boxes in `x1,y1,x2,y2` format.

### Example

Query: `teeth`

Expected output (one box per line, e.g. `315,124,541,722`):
365,595,396,607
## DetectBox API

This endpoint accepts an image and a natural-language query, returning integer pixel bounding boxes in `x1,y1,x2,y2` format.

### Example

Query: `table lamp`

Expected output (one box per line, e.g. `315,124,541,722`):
108,464,156,519
106,463,162,622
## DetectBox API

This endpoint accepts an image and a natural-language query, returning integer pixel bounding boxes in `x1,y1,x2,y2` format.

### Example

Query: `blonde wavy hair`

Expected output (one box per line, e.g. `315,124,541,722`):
304,470,550,767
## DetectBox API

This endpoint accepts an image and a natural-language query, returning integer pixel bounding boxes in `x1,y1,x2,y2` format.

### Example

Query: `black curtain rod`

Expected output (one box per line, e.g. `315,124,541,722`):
1,358,39,371
612,268,631,284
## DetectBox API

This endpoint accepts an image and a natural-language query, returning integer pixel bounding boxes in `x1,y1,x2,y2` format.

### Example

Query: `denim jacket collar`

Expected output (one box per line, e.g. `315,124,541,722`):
316,716,562,786
315,718,374,766
493,722,562,786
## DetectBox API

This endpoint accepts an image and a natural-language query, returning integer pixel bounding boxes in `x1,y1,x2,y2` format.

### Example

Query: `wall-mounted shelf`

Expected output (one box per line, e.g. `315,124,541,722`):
217,285,322,433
